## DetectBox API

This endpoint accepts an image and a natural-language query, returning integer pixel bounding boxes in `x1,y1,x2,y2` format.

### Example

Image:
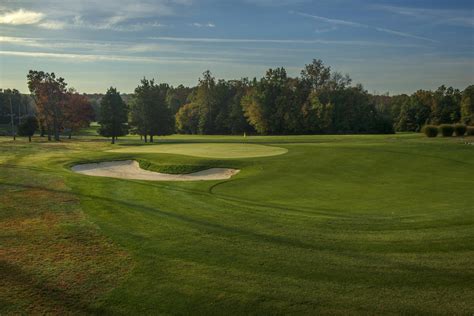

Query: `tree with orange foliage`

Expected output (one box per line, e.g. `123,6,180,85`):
27,70,67,141
64,92,94,139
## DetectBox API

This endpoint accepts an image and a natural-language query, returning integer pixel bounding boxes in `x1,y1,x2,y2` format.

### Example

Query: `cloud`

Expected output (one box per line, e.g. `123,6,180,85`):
149,36,425,47
374,27,437,43
70,15,165,31
293,12,365,27
0,8,44,25
0,36,39,45
38,20,65,30
191,22,216,28
244,0,309,7
0,50,240,65
0,1,188,31
372,5,474,28
0,36,180,54
293,11,438,43
314,26,338,34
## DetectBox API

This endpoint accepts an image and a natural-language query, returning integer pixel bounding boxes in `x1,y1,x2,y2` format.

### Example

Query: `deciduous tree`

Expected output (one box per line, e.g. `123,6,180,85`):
27,70,67,141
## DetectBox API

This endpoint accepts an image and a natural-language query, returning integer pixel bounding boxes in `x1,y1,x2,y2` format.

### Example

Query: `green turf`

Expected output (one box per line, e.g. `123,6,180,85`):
1,134,473,315
108,142,288,159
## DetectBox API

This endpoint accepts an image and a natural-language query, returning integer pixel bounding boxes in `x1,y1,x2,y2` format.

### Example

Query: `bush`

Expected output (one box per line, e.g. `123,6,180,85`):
467,126,474,136
423,125,438,137
453,124,467,136
439,124,454,137
18,116,38,142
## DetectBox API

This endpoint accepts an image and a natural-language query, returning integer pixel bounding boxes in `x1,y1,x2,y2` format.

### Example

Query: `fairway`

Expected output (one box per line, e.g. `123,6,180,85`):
108,142,288,158
1,134,473,315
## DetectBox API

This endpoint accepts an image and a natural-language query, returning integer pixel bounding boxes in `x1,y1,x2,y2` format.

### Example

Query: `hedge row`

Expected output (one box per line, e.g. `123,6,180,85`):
423,124,474,137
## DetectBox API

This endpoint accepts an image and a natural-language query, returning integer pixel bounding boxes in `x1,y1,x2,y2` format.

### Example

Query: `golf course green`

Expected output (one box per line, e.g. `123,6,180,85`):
108,143,288,158
1,133,473,314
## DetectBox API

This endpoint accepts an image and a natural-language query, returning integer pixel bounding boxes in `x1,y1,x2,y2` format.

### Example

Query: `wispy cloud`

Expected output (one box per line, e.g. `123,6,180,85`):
44,15,166,31
191,22,216,28
372,5,474,28
0,8,44,25
149,36,425,47
314,26,338,34
0,50,245,65
0,36,178,53
374,27,437,43
245,0,310,7
0,1,188,31
293,11,365,27
293,11,438,43
38,20,65,30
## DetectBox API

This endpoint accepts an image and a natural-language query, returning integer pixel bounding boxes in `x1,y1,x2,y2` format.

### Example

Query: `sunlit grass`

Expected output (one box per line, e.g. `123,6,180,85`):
1,133,473,314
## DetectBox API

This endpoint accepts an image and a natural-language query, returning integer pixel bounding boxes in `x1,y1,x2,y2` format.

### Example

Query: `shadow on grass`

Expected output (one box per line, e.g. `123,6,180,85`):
0,260,106,314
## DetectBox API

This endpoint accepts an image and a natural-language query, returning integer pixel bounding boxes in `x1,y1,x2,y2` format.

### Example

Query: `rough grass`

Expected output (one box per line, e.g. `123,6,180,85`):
1,133,473,314
137,159,212,174
0,153,131,315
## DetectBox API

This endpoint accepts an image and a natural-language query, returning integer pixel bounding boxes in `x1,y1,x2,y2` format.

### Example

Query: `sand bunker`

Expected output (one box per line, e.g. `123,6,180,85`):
71,160,240,181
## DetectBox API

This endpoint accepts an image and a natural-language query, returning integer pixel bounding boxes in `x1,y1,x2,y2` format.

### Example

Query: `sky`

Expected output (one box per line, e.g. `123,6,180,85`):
0,0,473,94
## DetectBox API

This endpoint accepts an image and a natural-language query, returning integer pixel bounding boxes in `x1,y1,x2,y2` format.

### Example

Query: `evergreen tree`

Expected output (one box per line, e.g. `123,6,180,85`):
195,70,217,134
99,87,128,144
129,78,174,142
461,85,474,124
18,116,38,142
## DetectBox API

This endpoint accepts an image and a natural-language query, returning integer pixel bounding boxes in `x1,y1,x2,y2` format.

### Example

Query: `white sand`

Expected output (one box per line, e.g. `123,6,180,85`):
71,160,240,181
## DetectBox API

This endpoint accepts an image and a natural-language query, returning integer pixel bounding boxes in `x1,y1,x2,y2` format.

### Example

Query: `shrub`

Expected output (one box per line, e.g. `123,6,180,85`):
467,126,474,136
439,124,454,137
453,124,467,136
18,116,38,142
423,125,438,137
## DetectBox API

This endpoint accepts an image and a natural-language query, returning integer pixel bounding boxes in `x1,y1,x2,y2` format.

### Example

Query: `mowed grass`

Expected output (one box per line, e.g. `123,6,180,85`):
109,142,288,158
0,133,473,315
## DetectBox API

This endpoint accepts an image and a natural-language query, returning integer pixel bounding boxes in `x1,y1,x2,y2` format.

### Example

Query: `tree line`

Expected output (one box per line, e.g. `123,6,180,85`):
375,85,474,132
0,59,472,142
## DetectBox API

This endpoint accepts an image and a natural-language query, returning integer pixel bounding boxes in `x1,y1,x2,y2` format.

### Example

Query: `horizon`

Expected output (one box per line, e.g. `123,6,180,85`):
0,0,473,95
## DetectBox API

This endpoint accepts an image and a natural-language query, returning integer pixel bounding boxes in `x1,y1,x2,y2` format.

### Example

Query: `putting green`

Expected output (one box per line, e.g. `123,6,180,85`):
108,143,288,158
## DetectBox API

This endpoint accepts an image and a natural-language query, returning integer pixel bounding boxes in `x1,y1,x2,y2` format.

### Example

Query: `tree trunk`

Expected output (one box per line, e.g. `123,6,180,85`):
28,136,32,142
48,129,52,141
111,136,115,144
53,117,60,141
144,135,148,143
150,135,154,143
68,130,72,139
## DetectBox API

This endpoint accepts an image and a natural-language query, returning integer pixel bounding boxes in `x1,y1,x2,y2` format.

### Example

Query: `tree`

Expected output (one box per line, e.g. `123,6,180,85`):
396,90,432,132
129,78,174,142
194,70,217,134
64,92,94,139
301,59,331,91
461,85,474,124
242,67,292,135
431,85,461,124
27,70,67,141
0,89,32,139
175,103,200,134
166,84,193,114
18,116,38,142
98,87,128,144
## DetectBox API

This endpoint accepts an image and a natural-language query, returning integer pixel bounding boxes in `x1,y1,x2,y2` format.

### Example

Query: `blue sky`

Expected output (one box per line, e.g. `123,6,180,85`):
0,0,473,94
